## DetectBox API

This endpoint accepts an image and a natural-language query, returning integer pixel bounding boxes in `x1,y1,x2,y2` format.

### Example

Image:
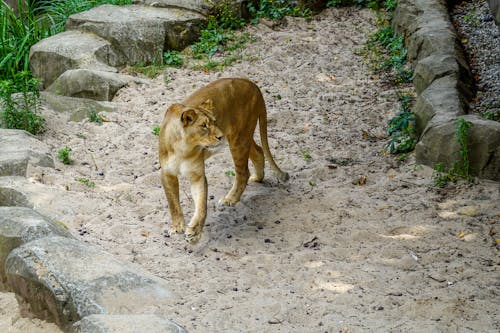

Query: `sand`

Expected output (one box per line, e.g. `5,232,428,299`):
3,7,499,332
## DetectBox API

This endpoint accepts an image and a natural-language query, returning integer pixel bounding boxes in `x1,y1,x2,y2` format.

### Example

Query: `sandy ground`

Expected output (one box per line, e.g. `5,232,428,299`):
2,7,499,332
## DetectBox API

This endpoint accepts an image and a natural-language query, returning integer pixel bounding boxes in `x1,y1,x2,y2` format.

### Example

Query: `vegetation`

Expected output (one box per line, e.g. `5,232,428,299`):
248,0,312,22
433,118,473,187
363,21,413,85
57,146,72,165
153,125,160,136
88,109,103,124
76,177,96,187
386,93,416,154
163,50,183,68
0,0,131,134
0,71,44,134
327,0,396,10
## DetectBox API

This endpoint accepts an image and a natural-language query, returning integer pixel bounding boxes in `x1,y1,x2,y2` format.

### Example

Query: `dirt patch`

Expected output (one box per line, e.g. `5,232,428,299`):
7,7,499,332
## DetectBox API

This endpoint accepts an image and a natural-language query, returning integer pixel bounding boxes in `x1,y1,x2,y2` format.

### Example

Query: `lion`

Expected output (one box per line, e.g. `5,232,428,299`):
158,78,289,244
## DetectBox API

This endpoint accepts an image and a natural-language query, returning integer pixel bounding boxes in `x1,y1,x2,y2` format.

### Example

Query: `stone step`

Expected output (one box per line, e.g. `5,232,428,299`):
74,314,187,333
30,30,124,89
0,207,72,289
47,69,149,102
0,129,54,177
66,5,204,66
6,236,178,331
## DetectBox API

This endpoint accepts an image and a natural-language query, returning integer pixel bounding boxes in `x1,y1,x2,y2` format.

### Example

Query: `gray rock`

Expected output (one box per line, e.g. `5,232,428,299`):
0,207,72,289
30,31,123,89
6,236,176,330
416,115,500,181
488,0,500,26
47,69,148,101
413,54,473,98
66,5,204,65
73,314,187,333
0,129,54,177
133,0,251,19
413,76,466,138
0,176,56,210
41,92,119,122
133,0,213,15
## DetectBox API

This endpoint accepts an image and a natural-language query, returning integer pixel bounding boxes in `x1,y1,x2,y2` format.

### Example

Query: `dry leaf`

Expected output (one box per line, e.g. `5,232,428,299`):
458,230,465,239
141,231,150,237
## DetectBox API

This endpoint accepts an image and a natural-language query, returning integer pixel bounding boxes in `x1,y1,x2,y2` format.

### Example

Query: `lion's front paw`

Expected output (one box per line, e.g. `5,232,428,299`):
185,227,202,244
218,196,239,207
168,225,185,236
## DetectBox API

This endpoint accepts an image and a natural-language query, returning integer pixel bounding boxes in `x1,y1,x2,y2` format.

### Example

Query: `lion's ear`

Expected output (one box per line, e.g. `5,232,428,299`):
199,99,214,112
181,109,197,127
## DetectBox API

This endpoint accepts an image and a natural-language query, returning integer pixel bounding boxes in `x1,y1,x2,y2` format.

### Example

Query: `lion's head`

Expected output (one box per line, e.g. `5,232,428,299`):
172,99,223,149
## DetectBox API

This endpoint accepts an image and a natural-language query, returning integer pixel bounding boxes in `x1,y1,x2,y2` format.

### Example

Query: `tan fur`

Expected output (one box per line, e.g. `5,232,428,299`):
159,78,289,244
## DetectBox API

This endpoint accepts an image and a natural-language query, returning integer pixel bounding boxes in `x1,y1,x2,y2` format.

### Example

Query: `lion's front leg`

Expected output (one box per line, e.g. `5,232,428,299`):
185,173,208,244
161,171,185,235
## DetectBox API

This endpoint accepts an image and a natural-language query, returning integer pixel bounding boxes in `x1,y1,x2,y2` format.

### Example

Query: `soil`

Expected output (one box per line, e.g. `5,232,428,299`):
2,6,499,333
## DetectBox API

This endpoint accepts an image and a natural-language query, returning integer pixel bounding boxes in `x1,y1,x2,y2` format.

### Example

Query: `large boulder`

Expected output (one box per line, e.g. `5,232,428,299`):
133,0,253,19
416,115,500,181
47,69,148,101
413,76,466,138
0,207,72,289
41,92,120,122
30,31,123,89
413,53,473,98
0,129,54,177
6,236,176,331
73,314,187,333
66,5,204,65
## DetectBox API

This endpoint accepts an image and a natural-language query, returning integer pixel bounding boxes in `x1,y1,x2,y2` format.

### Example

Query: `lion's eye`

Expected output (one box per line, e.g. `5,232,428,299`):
201,124,208,130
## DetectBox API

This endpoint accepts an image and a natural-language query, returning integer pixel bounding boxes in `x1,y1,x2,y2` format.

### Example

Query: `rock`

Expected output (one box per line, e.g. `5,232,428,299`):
0,207,72,289
0,129,54,177
488,0,500,26
41,92,119,122
393,0,463,63
0,176,57,210
133,0,251,19
406,23,460,63
412,76,466,137
73,314,187,333
66,5,204,65
416,115,500,181
133,0,213,15
47,69,148,101
413,54,473,98
30,31,123,89
6,236,176,331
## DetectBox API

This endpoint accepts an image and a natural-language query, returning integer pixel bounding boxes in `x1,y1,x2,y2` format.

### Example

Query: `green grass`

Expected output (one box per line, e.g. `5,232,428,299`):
432,117,473,187
363,19,413,85
386,93,416,154
163,50,183,67
153,125,160,136
327,0,396,10
57,146,72,165
248,0,312,22
76,177,95,187
88,109,103,124
0,71,44,134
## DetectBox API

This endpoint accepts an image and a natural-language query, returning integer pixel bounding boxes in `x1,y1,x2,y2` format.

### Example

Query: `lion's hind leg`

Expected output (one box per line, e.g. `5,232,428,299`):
219,139,251,206
249,139,265,183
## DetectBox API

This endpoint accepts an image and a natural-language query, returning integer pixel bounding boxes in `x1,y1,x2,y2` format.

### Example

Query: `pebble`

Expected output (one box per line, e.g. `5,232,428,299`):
451,0,500,120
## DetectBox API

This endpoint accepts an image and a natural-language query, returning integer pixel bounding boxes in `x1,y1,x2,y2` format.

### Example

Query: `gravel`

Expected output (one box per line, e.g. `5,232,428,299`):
450,0,500,120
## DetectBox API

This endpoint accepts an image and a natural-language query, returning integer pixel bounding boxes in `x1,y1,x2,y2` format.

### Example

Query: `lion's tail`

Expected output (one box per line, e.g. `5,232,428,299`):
258,99,289,182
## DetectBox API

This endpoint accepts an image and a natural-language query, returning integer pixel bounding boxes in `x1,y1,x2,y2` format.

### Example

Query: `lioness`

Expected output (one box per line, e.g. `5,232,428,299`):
159,78,289,244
